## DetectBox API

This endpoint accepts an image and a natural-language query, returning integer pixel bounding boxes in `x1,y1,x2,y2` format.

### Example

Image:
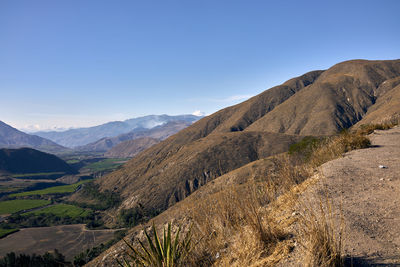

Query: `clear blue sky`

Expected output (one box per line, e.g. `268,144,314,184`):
1,0,399,131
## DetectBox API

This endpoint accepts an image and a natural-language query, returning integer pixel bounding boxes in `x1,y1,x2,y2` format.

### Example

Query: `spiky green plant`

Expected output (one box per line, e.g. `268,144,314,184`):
117,222,192,267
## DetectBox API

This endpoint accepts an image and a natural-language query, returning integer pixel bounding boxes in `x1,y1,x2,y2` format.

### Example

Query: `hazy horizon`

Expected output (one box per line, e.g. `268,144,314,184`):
12,112,205,133
1,0,399,131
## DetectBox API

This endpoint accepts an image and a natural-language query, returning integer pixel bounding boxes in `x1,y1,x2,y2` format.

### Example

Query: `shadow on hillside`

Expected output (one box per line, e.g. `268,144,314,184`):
368,145,382,148
345,256,400,266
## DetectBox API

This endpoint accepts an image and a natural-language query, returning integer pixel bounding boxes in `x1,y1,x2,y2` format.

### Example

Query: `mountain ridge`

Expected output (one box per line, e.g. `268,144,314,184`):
34,114,202,148
78,120,193,153
83,59,400,218
0,121,68,154
0,147,76,174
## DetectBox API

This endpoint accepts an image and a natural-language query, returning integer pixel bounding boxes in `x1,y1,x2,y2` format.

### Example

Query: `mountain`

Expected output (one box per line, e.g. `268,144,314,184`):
244,60,400,134
78,120,193,153
0,121,67,153
81,59,400,217
104,137,160,158
0,147,76,174
34,115,201,148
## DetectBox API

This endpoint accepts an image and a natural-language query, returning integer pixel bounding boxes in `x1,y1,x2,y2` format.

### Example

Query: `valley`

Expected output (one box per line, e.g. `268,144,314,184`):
0,115,200,264
0,150,130,263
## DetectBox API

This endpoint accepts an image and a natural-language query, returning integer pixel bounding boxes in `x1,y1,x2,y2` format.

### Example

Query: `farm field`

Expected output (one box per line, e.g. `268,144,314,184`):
10,179,92,197
24,204,91,218
0,228,18,238
82,158,128,173
0,199,50,215
0,224,117,260
12,172,66,180
12,172,65,178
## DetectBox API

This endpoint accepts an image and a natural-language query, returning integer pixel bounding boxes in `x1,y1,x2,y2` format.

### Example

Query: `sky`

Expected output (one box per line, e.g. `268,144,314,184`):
0,0,399,131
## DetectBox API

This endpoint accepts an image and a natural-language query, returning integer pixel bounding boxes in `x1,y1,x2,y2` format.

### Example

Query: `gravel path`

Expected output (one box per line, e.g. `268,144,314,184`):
314,126,400,265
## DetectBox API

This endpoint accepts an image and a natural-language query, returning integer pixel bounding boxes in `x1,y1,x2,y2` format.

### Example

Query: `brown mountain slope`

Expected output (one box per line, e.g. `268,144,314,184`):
90,59,400,217
99,132,301,211
88,70,323,213
86,59,400,266
162,70,323,146
354,78,400,126
246,60,400,134
104,137,160,158
87,155,282,266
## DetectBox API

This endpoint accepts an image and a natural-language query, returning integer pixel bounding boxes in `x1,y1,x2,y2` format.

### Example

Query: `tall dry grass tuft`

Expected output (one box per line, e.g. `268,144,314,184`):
187,154,315,266
189,181,291,266
300,197,344,267
310,131,370,167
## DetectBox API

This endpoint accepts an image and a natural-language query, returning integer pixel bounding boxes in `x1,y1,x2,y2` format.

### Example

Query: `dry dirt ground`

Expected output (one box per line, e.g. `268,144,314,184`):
0,224,118,260
286,126,400,266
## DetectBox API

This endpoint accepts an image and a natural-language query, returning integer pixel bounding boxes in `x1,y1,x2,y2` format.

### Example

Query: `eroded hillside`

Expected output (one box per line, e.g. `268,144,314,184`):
83,59,400,266
82,59,400,216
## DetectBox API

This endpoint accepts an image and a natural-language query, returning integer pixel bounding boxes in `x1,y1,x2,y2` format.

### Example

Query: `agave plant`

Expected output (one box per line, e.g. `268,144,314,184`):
117,222,192,267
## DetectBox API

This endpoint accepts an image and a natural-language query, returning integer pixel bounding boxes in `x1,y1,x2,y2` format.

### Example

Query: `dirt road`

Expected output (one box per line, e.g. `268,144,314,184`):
311,126,400,265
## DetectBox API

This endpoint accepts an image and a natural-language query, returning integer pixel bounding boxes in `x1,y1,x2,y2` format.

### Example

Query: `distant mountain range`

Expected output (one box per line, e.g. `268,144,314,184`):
0,121,68,153
34,114,202,148
78,120,193,153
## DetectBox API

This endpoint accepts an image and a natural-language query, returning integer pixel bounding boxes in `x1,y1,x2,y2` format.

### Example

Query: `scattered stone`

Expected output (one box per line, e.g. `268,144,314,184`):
379,165,388,169
380,178,384,181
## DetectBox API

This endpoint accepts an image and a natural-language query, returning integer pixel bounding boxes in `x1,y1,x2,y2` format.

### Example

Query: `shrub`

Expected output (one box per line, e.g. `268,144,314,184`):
289,136,322,162
118,206,160,228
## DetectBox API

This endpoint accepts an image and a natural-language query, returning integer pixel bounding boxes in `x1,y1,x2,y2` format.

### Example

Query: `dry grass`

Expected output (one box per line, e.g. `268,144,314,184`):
186,154,316,266
185,131,369,266
189,182,291,267
299,197,344,267
115,130,375,266
310,132,370,167
356,118,399,135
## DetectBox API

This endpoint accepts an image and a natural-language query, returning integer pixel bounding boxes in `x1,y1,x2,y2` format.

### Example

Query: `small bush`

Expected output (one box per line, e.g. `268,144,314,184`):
289,136,322,162
118,206,160,228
